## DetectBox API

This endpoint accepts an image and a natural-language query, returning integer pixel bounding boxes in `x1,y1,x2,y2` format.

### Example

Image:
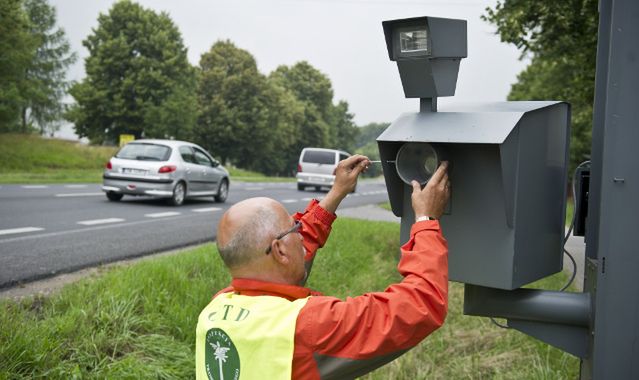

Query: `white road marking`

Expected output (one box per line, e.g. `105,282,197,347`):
0,213,211,244
145,212,181,218
21,185,48,189
64,184,88,188
191,207,222,213
55,192,103,197
0,227,44,236
77,218,125,226
281,199,297,203
301,197,313,201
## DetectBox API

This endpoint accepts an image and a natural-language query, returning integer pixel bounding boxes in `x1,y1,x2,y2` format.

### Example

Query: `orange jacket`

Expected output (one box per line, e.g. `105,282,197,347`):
215,200,448,379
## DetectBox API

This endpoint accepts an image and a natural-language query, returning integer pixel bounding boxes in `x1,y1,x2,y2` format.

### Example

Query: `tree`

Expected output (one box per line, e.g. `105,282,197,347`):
269,61,358,156
258,81,305,176
355,122,389,149
196,47,357,176
483,0,599,174
22,0,76,136
196,41,267,168
0,0,35,131
269,63,332,152
66,0,196,144
354,122,390,178
195,40,301,175
329,100,359,154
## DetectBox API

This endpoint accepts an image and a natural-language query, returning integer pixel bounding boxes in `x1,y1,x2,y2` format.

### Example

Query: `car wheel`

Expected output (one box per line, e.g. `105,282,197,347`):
106,191,123,201
214,179,229,203
297,184,305,191
170,181,186,206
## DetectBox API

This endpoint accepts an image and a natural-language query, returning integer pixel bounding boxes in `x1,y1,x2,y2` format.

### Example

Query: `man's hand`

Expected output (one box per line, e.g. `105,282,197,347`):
411,161,450,220
320,154,370,213
333,154,370,195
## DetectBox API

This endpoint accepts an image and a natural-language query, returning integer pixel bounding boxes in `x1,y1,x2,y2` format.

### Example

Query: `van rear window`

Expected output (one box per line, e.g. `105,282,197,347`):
303,150,335,165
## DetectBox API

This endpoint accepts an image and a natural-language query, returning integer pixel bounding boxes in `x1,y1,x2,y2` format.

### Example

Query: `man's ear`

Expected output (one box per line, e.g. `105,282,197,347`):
270,240,291,265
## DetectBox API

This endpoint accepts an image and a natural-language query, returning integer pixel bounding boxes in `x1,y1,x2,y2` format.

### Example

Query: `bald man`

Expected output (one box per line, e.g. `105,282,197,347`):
196,155,450,380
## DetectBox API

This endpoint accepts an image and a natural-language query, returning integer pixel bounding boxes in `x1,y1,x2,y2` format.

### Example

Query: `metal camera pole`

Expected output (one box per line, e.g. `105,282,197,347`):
465,0,639,376
579,0,639,377
376,5,638,376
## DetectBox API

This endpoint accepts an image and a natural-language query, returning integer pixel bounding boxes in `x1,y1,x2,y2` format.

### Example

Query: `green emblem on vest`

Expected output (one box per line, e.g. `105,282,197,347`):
204,328,240,380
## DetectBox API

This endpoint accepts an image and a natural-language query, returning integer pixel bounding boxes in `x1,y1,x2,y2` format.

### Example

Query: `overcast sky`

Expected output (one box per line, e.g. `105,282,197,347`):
50,0,527,139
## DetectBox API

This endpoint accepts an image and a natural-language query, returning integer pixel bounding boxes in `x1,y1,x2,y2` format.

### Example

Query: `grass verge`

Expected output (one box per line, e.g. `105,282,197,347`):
227,166,295,183
0,134,116,184
0,169,106,184
0,133,295,184
379,201,393,212
0,218,578,379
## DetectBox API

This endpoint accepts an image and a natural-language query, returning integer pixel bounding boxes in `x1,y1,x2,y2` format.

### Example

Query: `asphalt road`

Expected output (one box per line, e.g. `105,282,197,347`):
0,180,389,288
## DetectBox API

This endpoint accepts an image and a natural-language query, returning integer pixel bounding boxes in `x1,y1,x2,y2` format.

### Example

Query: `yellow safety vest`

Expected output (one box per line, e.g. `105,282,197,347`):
196,293,310,380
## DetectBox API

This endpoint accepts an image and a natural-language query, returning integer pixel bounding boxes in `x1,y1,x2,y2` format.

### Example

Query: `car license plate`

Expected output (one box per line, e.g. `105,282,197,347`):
122,168,146,175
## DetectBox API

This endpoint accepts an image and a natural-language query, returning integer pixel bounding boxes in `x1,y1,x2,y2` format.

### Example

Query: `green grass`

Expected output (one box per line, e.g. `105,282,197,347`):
0,218,579,379
0,134,295,184
227,166,295,182
565,199,575,228
379,201,393,212
0,134,117,184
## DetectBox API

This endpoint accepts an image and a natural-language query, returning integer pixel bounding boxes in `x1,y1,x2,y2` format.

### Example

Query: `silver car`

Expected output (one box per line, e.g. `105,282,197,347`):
102,139,230,206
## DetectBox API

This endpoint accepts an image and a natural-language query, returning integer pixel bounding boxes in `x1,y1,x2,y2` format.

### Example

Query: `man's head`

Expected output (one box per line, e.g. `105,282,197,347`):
216,197,307,285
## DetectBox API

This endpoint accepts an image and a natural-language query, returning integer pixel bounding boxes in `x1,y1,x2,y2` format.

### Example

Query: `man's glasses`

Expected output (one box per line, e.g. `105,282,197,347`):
265,220,303,254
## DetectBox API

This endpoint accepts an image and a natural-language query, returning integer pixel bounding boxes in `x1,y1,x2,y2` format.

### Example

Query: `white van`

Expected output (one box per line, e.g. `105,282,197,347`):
296,148,351,191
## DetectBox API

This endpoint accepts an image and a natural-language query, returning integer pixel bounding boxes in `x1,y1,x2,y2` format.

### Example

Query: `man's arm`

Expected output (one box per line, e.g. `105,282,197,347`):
295,155,370,279
293,162,451,378
296,221,448,378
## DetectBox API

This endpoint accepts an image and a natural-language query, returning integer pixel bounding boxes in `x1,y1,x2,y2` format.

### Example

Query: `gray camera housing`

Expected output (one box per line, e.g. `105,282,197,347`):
377,102,570,290
382,16,467,98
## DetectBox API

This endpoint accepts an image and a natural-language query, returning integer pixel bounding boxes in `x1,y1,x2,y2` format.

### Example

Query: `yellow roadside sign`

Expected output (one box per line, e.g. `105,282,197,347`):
119,134,135,147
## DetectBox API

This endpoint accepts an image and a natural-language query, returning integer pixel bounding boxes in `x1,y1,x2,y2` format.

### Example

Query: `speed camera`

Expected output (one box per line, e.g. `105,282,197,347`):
378,17,570,290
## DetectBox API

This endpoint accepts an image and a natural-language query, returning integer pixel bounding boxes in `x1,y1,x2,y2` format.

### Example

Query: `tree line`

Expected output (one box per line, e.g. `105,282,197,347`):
484,0,598,175
1,0,599,177
0,0,76,136
64,1,359,176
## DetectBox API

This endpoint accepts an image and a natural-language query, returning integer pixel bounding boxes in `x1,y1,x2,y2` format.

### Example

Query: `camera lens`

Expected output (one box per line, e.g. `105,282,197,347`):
396,142,441,185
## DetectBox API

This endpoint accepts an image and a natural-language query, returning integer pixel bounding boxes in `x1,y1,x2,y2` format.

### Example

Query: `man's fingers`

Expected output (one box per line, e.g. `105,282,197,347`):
437,173,449,191
340,155,370,177
429,161,449,185
341,154,368,169
411,180,421,193
351,159,369,175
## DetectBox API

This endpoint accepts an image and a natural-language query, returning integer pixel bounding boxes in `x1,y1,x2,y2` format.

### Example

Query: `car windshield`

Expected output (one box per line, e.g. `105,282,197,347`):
303,150,335,165
115,143,171,161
